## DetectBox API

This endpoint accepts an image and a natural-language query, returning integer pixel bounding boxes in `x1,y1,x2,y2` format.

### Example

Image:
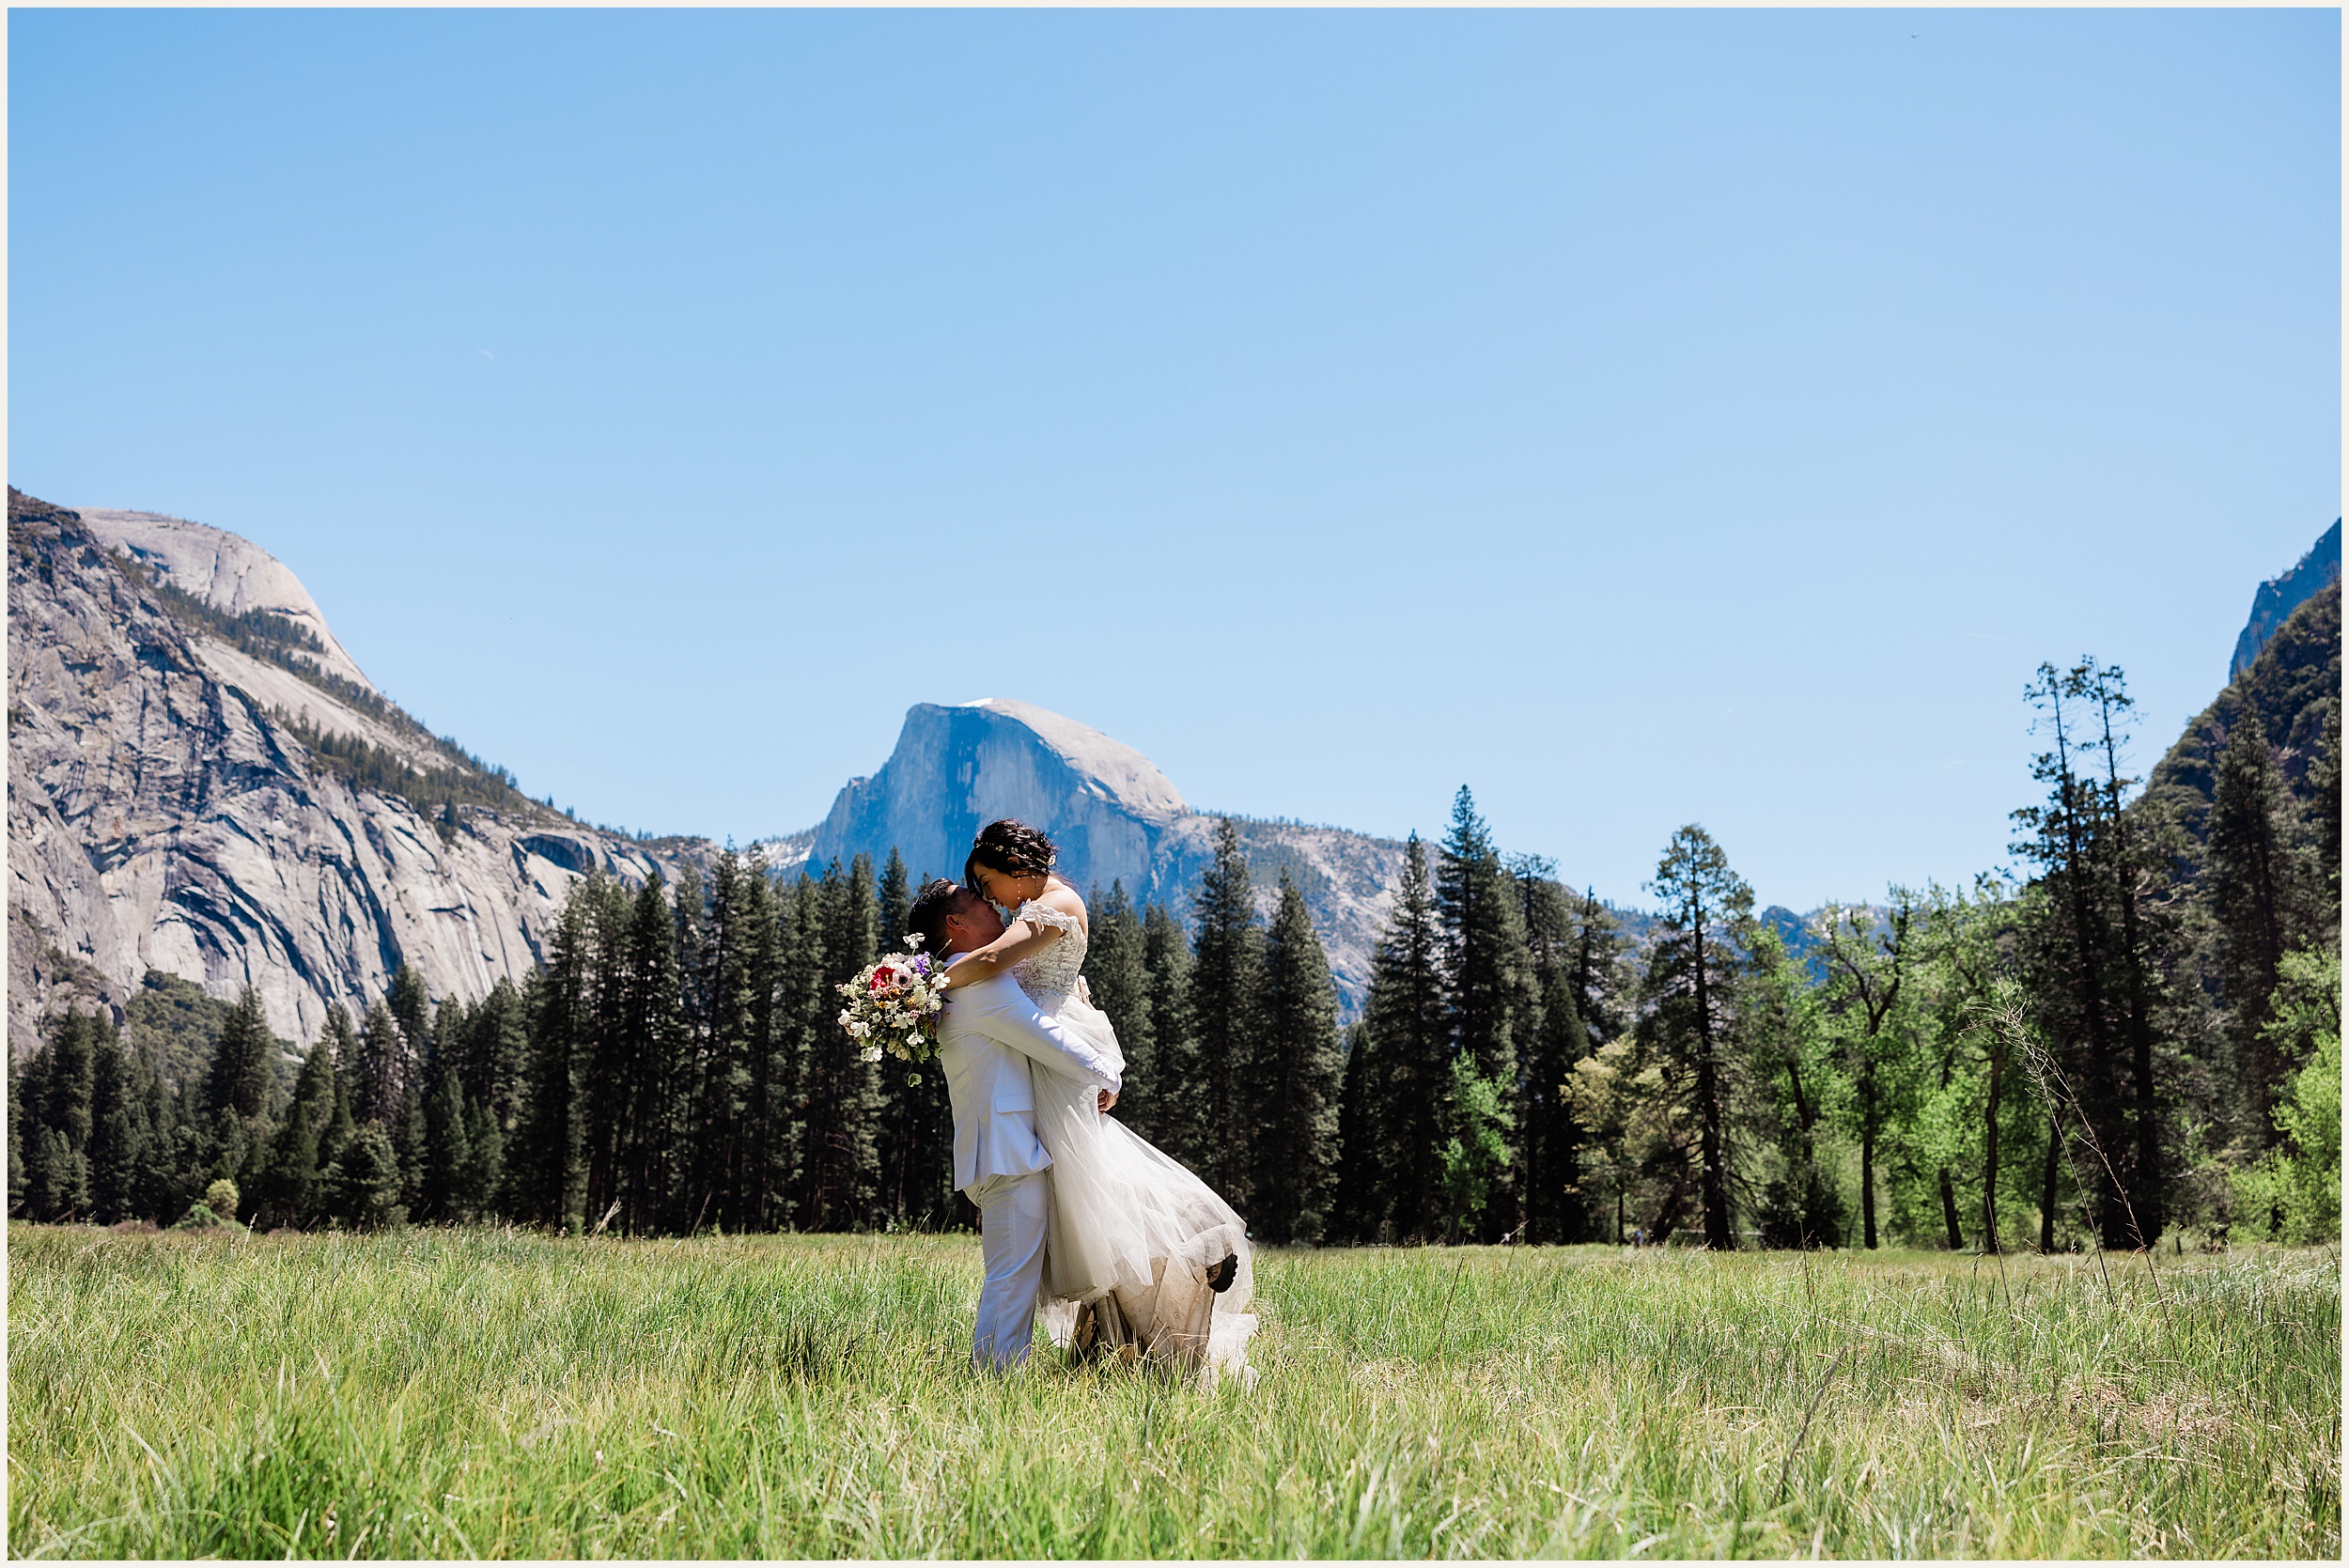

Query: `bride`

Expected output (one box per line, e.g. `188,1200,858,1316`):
932,818,1256,1386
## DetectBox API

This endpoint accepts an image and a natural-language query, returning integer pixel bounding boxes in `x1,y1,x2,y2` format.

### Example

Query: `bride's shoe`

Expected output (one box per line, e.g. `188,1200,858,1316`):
1206,1252,1238,1294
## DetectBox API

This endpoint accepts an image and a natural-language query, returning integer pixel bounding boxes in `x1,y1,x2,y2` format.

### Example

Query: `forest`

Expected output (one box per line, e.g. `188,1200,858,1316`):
11,585,2340,1254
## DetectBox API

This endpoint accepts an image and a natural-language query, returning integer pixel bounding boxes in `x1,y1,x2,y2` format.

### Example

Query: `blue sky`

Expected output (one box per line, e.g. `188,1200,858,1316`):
9,8,2340,911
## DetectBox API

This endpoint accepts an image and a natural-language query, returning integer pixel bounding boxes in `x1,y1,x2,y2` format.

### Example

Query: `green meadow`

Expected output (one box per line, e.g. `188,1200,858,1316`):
6,1224,2338,1559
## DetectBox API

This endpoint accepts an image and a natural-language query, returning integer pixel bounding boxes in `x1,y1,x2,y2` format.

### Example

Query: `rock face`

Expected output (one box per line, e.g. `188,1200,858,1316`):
795,698,1418,1014
73,506,381,695
2232,519,2341,682
8,489,697,1058
8,490,1522,1047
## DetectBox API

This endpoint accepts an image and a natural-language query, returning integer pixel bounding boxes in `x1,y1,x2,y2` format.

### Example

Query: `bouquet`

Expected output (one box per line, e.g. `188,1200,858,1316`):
836,939,952,1064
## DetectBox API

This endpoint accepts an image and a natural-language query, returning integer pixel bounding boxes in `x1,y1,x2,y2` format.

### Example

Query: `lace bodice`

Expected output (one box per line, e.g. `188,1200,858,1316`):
1008,899,1087,1009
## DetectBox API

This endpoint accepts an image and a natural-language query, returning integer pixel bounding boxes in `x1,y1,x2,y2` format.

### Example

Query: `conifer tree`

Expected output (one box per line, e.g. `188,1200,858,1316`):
2207,717,2301,1140
207,986,276,1125
1438,788,1533,1088
615,875,690,1234
8,1049,25,1215
387,966,432,1067
420,1058,474,1222
348,1002,407,1128
1332,1022,1378,1242
877,868,952,1230
1643,824,1753,1250
2012,660,2169,1249
255,1032,338,1228
1187,818,1263,1206
326,1121,405,1229
1353,835,1449,1241
1250,871,1345,1244
879,847,913,954
798,856,883,1229
88,1021,154,1224
1513,859,1590,1242
1140,903,1200,1164
514,883,595,1230
1082,882,1158,1134
463,980,530,1141
1569,890,1628,1048
460,1097,505,1218
23,1010,98,1220
313,1007,358,1169
1436,789,1534,1239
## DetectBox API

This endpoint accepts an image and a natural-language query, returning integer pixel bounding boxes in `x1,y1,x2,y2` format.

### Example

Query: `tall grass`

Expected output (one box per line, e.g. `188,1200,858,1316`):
7,1223,2338,1558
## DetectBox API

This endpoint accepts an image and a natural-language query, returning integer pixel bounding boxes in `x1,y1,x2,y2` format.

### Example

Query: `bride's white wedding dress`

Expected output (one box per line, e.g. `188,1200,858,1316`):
1007,900,1257,1387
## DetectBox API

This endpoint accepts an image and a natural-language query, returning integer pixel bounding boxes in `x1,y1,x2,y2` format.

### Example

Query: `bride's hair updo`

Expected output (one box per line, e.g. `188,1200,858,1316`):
906,877,967,956
965,818,1057,893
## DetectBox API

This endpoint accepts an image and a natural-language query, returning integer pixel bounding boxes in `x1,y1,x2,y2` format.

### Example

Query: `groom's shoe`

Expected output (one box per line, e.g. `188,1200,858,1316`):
1206,1252,1238,1294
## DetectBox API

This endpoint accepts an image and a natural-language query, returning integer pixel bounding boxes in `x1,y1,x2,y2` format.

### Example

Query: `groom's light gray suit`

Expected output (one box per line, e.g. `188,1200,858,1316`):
936,970,1121,1368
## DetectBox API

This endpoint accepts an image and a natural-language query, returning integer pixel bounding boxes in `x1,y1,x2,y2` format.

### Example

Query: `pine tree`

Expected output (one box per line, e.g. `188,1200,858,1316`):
255,1029,339,1229
1353,835,1449,1242
1435,789,1534,1240
24,1009,98,1220
877,862,952,1230
326,1122,406,1229
207,986,276,1125
1332,1022,1378,1242
1568,890,1628,1048
514,882,596,1230
1250,871,1345,1244
1140,903,1200,1164
879,847,913,954
1082,882,1158,1136
464,980,530,1142
2012,660,2169,1249
2207,716,2301,1141
798,857,882,1229
255,1095,319,1230
313,1007,358,1164
349,1003,408,1127
460,1097,505,1218
1187,818,1263,1207
1513,860,1591,1243
615,875,689,1234
739,862,787,1231
88,1020,153,1224
1643,824,1753,1250
420,1057,474,1223
387,966,432,1067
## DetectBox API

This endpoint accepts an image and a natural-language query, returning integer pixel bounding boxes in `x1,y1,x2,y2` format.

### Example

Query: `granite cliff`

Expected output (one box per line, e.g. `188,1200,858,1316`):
2231,519,2341,682
789,698,1420,1015
7,489,695,1058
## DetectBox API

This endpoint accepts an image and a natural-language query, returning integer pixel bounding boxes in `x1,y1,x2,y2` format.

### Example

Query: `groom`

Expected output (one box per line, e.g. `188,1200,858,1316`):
907,877,1121,1370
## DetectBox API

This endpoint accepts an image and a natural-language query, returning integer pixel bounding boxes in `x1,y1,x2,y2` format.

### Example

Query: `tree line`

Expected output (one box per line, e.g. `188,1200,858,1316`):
13,613,2340,1251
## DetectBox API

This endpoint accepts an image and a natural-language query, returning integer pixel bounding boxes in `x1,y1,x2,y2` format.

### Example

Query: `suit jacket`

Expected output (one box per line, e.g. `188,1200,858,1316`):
936,970,1122,1196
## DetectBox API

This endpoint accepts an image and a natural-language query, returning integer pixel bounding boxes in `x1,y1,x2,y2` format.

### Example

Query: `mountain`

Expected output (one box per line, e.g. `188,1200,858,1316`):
2231,519,2341,682
787,698,1425,1015
2147,572,2341,845
7,489,702,1059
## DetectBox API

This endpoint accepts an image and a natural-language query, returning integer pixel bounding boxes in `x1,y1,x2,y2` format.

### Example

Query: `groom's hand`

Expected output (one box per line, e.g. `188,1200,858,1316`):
1097,1089,1117,1113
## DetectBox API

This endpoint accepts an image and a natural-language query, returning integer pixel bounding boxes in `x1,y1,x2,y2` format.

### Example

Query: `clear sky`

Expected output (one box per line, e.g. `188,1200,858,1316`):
9,8,2340,913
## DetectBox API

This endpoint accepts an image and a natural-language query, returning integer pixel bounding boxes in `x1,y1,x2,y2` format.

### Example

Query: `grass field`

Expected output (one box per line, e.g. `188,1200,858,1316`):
6,1223,2339,1559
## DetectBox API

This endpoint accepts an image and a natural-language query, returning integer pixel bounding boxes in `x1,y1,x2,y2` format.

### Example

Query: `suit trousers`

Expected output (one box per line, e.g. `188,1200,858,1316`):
970,1170,1050,1370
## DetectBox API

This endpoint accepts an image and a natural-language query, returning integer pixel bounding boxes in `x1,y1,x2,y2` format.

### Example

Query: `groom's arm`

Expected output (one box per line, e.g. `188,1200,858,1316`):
953,975,1122,1096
